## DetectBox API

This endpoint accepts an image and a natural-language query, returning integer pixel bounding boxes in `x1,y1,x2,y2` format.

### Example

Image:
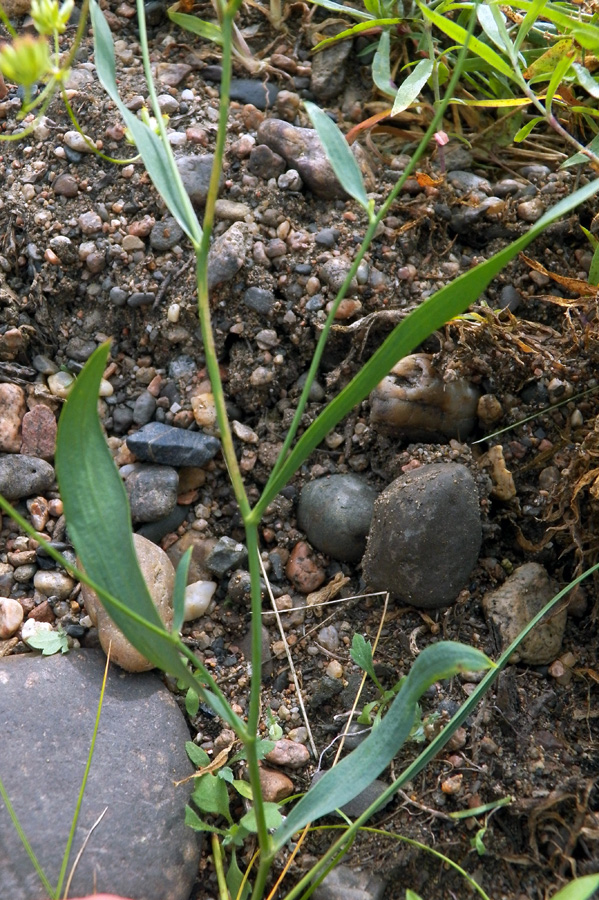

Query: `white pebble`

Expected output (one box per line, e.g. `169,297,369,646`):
0,597,24,639
63,130,96,153
99,378,114,397
48,371,75,398
21,619,53,642
167,303,181,323
183,580,217,622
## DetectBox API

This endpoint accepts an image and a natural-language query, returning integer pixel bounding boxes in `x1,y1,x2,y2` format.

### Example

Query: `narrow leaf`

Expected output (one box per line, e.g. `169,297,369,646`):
392,58,434,114
589,245,599,286
313,19,401,52
300,0,373,18
350,633,381,689
476,4,510,55
573,62,599,99
304,101,370,213
172,547,192,634
372,31,395,99
550,875,599,900
273,642,492,847
545,52,574,109
561,133,599,168
513,115,544,142
168,9,224,44
515,0,549,52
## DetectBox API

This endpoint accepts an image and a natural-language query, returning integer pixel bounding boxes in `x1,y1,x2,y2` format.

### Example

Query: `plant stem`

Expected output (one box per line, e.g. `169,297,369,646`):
211,834,230,900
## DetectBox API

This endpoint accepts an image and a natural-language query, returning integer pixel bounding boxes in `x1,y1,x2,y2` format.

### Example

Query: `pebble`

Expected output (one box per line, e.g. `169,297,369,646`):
126,422,220,468
362,463,482,609
48,371,75,398
477,394,503,426
82,534,175,672
132,390,157,426
517,197,545,222
66,336,97,361
123,463,179,523
497,286,521,312
297,474,377,563
258,766,294,802
0,454,55,500
78,211,103,234
0,650,198,900
247,144,286,179
205,536,248,578
183,580,217,622
369,353,479,441
33,570,75,599
278,169,303,191
310,34,352,101
0,597,24,639
318,625,339,652
190,392,216,428
256,118,375,200
478,445,516,500
447,170,492,194
155,62,192,86
264,738,310,769
150,217,184,251
243,286,275,315
176,154,220,208
229,78,278,109
286,541,326,593
481,562,566,664
0,383,25,452
207,221,253,289
52,172,78,197
313,864,386,900
63,130,95,153
127,292,156,308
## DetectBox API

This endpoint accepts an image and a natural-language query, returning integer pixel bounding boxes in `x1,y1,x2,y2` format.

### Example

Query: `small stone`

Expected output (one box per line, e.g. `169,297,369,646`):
298,475,377,564
517,197,545,222
265,739,310,769
481,563,566,664
318,625,339,652
124,463,179,523
0,454,55,500
205,536,248,578
312,864,386,900
247,144,286,180
27,495,49,530
479,445,516,501
286,541,326,593
370,354,479,441
132,390,157,426
66,337,97,362
33,570,75,600
207,222,252,290
176,154,220,208
243,287,274,315
81,534,175,672
447,170,492,194
0,597,24,639
229,78,278,109
362,463,482,609
183,580,217,622
150,217,184,251
232,421,258,443
21,619,53,643
122,234,145,252
63,130,96,153
156,62,192,85
27,599,55,623
0,383,26,452
48,371,75,398
78,211,103,234
310,32,352,101
477,394,503,426
126,421,220,467
190,392,216,429
52,173,78,197
127,292,156,308
258,766,294,802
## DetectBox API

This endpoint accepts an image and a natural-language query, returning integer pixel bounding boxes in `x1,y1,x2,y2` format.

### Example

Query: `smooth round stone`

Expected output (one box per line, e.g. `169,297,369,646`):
33,570,75,600
48,370,75,398
0,454,55,500
0,597,24,639
183,579,217,622
81,534,175,672
0,650,199,900
362,463,482,609
297,474,378,563
149,217,184,252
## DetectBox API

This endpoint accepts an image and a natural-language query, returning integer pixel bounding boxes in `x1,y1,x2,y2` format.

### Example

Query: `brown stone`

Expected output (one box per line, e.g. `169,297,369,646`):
285,541,325,594
20,404,57,460
0,383,25,452
27,600,55,624
258,766,294,802
265,739,310,769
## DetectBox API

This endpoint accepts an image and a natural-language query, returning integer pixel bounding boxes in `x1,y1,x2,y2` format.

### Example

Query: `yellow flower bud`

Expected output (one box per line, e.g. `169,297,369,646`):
31,0,74,35
0,35,52,87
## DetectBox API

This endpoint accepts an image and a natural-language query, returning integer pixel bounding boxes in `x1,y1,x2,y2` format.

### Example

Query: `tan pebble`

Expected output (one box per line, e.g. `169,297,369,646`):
191,392,217,428
0,383,26,452
47,371,75,399
447,726,467,751
178,467,207,492
232,420,259,443
250,366,274,387
480,736,499,755
265,738,310,769
477,393,503,426
44,248,61,265
183,580,217,622
27,496,49,531
33,571,75,600
478,445,516,501
258,766,294,802
326,659,343,679
0,597,24,639
441,774,463,795
285,541,325,594
48,498,63,517
122,234,145,252
327,298,362,320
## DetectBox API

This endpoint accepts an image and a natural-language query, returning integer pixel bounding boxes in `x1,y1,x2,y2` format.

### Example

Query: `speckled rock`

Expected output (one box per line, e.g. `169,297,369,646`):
0,650,198,900
362,463,482,608
0,454,55,500
126,421,220,468
207,221,253,289
81,534,175,672
176,154,221,208
123,463,179,523
312,864,386,900
0,383,25,452
256,118,375,200
297,474,377,563
20,405,57,460
310,31,352,101
265,738,310,769
481,563,566,664
286,541,326,593
150,217,184,251
258,766,294,802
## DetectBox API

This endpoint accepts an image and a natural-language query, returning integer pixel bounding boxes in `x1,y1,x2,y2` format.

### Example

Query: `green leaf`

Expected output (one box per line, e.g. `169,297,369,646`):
167,9,224,44
185,687,200,717
172,547,192,634
184,806,227,834
186,741,211,768
303,101,371,214
476,3,510,55
392,58,434,115
273,641,492,848
24,628,69,656
513,115,544,142
191,773,232,822
406,891,425,900
218,767,234,783
550,875,599,900
573,62,599,99
233,779,254,800
515,0,549,53
240,802,282,833
226,850,251,900
545,52,574,110
299,0,373,18
589,245,599,286
470,826,487,855
350,633,383,690
90,0,200,245
372,31,395,99
418,1,516,81
572,26,599,53
313,19,401,52
561,133,599,168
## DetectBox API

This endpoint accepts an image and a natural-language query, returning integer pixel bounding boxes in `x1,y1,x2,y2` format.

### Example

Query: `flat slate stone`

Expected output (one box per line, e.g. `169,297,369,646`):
127,421,220,468
0,650,199,900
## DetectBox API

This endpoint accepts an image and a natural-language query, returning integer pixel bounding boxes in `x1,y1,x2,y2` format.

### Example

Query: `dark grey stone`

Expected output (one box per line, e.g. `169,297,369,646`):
312,864,386,900
137,503,190,544
314,228,339,247
109,286,128,306
0,650,199,900
362,463,482,609
229,78,278,109
127,291,156,308
205,536,248,578
132,390,157,426
247,144,286,180
65,337,97,362
298,474,377,563
243,287,275,316
447,170,491,195
176,154,220,208
150,217,184,252
112,405,135,434
310,35,352,101
309,675,343,708
126,422,220,467
498,284,521,312
124,463,179,523
0,454,55,500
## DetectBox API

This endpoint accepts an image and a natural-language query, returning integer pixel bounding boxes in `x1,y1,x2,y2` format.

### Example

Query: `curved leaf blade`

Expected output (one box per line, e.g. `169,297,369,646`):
392,59,434,115
304,100,370,213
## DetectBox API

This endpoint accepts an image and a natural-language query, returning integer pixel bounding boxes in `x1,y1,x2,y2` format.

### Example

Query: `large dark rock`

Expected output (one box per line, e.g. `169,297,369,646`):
126,421,220,468
0,650,199,900
297,474,377,563
0,454,55,500
362,463,482,609
123,463,179,523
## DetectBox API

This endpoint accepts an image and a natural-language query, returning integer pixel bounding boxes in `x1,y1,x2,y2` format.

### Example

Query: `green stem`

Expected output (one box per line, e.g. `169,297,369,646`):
211,834,230,900
0,778,54,897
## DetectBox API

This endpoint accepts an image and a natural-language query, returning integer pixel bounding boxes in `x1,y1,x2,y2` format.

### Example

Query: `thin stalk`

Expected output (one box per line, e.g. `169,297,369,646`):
60,87,141,164
250,0,482,524
211,834,230,900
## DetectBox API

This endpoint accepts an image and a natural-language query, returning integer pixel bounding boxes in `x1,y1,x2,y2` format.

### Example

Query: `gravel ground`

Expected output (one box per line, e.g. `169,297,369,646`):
0,2,598,898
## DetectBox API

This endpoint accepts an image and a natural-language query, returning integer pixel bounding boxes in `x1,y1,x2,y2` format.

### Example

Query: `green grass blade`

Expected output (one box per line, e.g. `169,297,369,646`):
302,0,373,19
515,0,549,52
273,642,492,848
313,19,401,51
90,0,201,245
172,547,192,635
418,1,516,81
304,101,371,214
254,175,599,514
550,875,599,900
168,9,224,43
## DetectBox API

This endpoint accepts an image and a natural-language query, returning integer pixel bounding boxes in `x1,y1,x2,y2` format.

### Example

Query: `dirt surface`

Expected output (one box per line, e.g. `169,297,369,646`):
0,2,598,899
